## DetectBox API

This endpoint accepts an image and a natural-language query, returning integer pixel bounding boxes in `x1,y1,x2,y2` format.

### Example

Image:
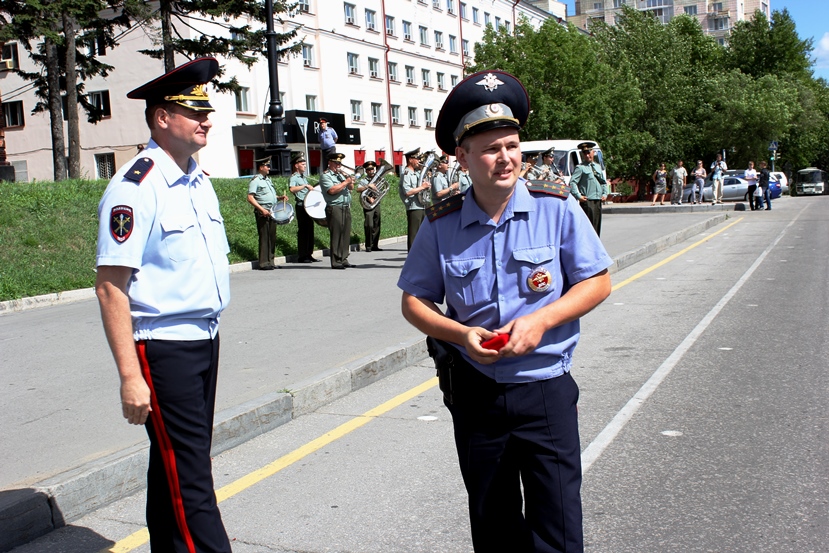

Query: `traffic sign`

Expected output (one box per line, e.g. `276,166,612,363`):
769,141,779,151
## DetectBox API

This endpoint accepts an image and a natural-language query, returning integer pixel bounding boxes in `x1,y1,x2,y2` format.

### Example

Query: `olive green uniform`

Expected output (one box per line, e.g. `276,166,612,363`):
569,161,609,237
319,169,352,268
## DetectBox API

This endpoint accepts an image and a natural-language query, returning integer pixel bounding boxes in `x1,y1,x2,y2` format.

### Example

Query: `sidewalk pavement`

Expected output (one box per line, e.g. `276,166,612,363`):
0,201,737,551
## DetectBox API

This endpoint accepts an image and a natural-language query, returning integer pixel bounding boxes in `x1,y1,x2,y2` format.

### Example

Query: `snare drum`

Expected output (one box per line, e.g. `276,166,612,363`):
303,187,328,227
270,200,295,225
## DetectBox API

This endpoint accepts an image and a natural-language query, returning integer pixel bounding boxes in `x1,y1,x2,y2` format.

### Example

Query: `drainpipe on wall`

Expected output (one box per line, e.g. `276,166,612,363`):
380,0,395,161
512,0,520,30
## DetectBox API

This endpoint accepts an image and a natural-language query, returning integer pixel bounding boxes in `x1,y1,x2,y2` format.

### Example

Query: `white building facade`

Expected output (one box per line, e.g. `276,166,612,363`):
0,0,565,182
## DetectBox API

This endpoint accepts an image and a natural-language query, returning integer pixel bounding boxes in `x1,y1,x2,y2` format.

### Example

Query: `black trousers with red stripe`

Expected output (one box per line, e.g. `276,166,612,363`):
137,337,231,553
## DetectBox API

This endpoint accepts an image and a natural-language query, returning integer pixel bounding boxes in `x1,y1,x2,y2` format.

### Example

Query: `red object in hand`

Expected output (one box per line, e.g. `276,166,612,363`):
481,334,510,351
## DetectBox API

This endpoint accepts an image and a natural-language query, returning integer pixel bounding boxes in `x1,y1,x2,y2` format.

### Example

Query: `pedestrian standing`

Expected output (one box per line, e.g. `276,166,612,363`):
710,153,728,204
758,160,772,210
744,161,759,211
94,58,233,552
651,163,668,206
671,160,687,205
318,118,338,174
399,70,612,553
692,160,707,204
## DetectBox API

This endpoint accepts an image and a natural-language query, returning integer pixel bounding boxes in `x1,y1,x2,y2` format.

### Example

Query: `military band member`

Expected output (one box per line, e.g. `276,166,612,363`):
94,57,233,552
289,151,321,263
356,160,383,252
432,154,459,201
398,148,431,251
247,157,288,270
398,70,612,553
569,142,609,236
319,152,355,269
540,148,565,184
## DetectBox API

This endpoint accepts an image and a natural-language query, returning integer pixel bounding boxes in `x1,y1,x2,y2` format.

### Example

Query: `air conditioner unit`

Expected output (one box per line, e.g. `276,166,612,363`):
0,59,14,71
436,42,443,49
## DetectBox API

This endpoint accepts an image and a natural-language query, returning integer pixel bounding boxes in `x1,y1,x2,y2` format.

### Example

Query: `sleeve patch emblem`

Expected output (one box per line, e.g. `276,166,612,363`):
110,205,134,243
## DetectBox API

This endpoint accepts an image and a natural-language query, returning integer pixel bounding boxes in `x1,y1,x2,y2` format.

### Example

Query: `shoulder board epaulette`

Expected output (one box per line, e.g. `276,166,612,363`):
526,179,570,199
426,194,464,222
123,157,154,184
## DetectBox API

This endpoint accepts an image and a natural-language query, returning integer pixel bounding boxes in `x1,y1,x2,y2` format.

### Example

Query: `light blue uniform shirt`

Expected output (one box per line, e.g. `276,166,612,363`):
96,140,231,341
398,183,612,383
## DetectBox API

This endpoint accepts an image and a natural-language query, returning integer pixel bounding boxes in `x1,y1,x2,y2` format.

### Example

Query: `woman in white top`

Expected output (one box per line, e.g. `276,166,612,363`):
744,161,759,211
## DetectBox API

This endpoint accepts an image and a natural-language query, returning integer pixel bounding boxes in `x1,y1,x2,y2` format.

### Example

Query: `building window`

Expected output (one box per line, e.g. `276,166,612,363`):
613,0,625,7
472,7,479,23
462,39,469,57
369,57,380,78
419,26,429,46
432,0,441,9
437,72,445,90
495,16,501,30
297,0,310,12
457,2,464,18
422,69,431,88
684,5,697,15
710,2,723,12
344,3,357,25
484,12,491,26
3,101,24,127
434,31,444,50
87,35,106,57
451,74,459,87
302,44,314,67
89,90,111,117
388,61,398,81
449,35,457,53
306,95,317,110
717,37,726,46
709,18,726,31
403,21,413,41
351,100,362,122
1,43,20,70
593,1,603,9
425,109,433,128
347,52,359,74
386,15,395,35
408,106,418,126
235,87,250,112
405,65,415,85
761,2,768,15
95,153,116,180
365,9,377,31
504,21,510,33
371,102,383,123
391,105,401,124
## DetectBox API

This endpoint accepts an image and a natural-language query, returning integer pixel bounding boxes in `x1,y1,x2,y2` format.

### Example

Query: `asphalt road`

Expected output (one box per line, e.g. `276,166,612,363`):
9,196,828,552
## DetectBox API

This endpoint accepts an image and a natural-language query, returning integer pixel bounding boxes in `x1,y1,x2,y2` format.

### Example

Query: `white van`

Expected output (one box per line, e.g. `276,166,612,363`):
520,139,608,185
792,167,826,196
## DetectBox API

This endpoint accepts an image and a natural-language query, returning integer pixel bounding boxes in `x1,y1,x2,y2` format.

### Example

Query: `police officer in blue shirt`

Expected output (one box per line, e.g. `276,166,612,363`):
398,70,612,553
94,58,232,553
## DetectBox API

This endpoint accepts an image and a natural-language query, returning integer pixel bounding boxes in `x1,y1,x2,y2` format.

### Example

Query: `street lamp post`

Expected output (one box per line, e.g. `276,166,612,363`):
264,0,291,176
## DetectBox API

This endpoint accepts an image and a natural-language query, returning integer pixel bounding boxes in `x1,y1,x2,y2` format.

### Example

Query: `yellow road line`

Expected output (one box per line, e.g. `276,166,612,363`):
612,217,743,292
102,377,439,552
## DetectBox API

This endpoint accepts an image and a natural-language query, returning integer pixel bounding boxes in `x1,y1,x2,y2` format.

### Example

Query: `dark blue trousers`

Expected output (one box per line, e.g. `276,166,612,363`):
137,337,231,553
446,363,583,553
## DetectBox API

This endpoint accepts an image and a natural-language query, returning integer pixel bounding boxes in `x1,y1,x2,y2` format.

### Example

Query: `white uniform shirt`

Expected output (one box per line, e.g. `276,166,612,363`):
96,139,231,341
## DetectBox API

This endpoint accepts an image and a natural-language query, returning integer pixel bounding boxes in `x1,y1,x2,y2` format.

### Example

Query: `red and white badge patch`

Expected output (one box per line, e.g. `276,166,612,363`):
110,205,134,243
528,267,552,293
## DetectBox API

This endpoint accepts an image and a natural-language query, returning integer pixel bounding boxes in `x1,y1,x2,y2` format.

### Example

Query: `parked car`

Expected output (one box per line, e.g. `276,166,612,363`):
683,175,751,202
770,171,789,195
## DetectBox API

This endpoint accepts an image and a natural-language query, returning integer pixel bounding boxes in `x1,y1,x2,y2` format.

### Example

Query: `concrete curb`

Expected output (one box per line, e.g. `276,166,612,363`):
0,336,427,552
0,216,726,551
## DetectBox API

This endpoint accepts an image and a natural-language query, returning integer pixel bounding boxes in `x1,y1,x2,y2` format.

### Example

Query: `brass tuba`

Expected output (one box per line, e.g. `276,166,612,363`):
447,161,461,195
359,159,394,210
416,152,437,205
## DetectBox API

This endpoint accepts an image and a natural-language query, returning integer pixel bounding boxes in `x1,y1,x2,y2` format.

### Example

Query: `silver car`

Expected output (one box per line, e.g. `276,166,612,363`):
682,176,751,202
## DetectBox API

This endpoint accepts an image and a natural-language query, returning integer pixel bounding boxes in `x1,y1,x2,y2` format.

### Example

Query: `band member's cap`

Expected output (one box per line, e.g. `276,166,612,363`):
319,117,328,123
438,154,449,164
255,157,271,166
542,148,554,157
127,57,219,112
435,70,529,153
363,160,377,169
327,152,346,162
577,141,597,152
290,151,306,164
404,148,421,159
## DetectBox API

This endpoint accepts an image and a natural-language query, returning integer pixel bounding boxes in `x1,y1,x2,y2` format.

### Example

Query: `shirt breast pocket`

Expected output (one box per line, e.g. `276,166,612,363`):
160,216,198,262
207,208,230,256
445,257,488,306
513,245,557,297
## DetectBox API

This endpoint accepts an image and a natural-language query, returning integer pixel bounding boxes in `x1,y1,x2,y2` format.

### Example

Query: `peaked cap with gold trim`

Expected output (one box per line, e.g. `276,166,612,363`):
435,70,529,153
127,57,219,112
